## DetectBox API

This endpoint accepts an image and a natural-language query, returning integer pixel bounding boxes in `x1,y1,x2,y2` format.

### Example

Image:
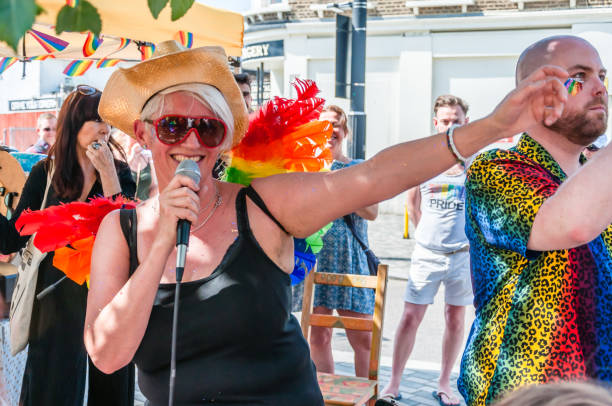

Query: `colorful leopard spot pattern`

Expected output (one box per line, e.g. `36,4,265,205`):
458,135,612,405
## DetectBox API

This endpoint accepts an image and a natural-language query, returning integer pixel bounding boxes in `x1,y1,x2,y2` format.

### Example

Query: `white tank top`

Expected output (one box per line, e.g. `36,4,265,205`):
414,171,468,253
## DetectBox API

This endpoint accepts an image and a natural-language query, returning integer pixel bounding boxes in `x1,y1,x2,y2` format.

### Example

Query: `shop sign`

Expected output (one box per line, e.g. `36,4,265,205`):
9,98,60,112
242,40,284,61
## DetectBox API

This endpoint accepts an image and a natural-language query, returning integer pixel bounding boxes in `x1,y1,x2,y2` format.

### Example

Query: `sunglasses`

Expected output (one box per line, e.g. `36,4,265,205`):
76,84,101,96
144,115,227,148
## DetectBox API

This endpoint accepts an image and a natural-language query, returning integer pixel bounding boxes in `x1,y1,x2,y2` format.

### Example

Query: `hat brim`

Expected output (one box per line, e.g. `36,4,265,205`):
99,45,248,148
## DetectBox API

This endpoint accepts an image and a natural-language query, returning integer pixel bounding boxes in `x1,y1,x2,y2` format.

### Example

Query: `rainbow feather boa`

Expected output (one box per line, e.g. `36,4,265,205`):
225,78,332,185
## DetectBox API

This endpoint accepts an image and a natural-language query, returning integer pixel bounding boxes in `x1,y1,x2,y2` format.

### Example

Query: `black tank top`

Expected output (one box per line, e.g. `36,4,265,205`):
119,186,323,405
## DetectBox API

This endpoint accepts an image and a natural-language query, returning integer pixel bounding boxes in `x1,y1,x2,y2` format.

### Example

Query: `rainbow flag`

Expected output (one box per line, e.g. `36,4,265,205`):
117,38,131,52
63,60,94,76
140,43,155,60
27,54,56,61
29,29,69,53
0,57,18,75
96,58,121,68
177,31,194,49
65,0,80,6
82,32,103,57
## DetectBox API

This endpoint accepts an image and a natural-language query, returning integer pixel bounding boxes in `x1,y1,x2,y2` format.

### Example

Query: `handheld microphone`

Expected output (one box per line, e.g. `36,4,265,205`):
174,160,201,282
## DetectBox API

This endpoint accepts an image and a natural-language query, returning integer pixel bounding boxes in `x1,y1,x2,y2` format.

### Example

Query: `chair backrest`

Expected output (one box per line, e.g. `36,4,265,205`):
301,264,389,382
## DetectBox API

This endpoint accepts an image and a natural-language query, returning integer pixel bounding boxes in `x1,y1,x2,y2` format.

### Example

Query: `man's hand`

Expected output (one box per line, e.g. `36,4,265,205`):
488,65,568,138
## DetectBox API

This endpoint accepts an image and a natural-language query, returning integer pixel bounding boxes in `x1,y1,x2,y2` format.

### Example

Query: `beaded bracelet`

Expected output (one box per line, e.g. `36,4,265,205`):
446,124,468,164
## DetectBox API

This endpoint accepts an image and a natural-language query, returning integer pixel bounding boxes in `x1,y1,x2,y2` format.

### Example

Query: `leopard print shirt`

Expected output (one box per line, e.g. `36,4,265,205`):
458,134,612,405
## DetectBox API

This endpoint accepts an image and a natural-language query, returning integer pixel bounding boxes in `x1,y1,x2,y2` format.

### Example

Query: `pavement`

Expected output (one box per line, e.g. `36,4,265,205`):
134,213,473,405
324,213,472,406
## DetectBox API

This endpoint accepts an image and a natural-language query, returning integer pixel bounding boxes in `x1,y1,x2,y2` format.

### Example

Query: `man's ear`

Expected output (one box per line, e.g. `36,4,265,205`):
433,117,438,128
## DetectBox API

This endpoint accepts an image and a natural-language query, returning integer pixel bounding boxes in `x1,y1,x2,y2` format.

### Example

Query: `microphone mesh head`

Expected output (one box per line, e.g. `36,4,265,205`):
175,159,201,185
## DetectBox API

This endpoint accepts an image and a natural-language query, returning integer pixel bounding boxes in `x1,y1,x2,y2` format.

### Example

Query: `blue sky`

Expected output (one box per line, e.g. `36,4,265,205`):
197,0,251,12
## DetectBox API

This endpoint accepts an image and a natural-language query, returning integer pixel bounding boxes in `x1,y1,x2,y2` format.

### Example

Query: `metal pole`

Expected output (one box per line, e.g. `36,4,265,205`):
335,14,350,99
259,62,264,106
256,65,262,107
348,1,367,159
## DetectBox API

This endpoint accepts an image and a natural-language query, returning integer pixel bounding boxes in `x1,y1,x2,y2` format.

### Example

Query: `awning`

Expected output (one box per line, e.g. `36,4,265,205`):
0,0,244,61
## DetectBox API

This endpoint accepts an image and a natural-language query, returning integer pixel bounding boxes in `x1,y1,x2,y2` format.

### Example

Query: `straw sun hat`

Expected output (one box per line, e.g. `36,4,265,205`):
99,40,248,147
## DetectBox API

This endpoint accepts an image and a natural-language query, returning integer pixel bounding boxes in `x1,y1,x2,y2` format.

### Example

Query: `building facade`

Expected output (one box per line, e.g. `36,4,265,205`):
242,0,612,213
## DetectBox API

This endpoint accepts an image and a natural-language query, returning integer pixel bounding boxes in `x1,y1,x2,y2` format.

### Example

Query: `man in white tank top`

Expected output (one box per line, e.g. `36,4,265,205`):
380,95,471,406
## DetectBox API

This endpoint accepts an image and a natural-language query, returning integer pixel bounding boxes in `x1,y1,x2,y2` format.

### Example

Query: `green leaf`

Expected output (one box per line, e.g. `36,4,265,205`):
56,0,101,36
148,0,168,19
170,0,194,21
0,0,37,52
36,4,45,16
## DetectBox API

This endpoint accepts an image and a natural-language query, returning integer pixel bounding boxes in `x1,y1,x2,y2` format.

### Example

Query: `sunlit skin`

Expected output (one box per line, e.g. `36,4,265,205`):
518,37,607,178
37,117,57,146
433,105,469,177
74,120,120,202
130,91,250,285
85,65,571,375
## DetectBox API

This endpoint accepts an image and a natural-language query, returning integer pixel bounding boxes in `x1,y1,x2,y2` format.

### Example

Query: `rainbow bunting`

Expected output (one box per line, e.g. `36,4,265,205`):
96,58,121,68
63,60,94,76
27,54,56,61
29,29,69,53
82,32,103,57
117,38,131,51
65,0,79,6
564,78,582,96
140,44,155,60
177,31,194,49
0,57,18,75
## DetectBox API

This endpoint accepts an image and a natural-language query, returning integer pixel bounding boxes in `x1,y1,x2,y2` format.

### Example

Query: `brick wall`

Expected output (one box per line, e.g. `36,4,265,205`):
260,0,612,21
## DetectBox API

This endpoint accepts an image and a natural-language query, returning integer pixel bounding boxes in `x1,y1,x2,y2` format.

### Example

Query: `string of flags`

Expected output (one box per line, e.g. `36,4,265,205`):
63,60,94,76
29,29,69,53
0,29,195,77
82,32,103,57
0,57,18,75
177,31,194,49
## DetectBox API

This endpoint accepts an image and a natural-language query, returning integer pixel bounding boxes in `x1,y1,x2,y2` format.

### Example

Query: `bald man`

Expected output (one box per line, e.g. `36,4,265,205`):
458,35,612,405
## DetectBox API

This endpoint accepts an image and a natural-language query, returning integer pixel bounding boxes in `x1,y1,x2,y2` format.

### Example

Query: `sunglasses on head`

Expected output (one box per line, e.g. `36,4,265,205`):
144,115,227,148
76,84,101,96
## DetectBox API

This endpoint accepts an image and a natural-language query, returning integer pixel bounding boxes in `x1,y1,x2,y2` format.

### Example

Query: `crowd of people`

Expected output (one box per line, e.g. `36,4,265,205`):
0,33,610,406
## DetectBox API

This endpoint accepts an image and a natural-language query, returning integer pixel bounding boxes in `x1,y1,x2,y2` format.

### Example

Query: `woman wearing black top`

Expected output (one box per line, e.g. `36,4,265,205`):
0,86,136,406
84,42,568,405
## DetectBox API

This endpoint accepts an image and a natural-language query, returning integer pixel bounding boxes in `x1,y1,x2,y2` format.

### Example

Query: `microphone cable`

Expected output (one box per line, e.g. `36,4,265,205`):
168,160,200,406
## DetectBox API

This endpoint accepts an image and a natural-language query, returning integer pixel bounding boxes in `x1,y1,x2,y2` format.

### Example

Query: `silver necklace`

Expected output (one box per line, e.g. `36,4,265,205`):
153,184,223,233
191,187,223,233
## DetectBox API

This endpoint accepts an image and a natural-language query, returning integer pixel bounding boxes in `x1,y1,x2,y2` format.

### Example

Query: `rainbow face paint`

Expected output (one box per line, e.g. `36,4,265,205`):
564,77,583,96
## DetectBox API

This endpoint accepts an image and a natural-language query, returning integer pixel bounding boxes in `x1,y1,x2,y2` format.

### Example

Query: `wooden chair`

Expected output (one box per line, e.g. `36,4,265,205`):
301,264,389,406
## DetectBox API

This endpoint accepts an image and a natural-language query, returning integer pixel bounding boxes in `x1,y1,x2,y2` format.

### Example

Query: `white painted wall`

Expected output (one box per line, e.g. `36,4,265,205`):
0,61,41,114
